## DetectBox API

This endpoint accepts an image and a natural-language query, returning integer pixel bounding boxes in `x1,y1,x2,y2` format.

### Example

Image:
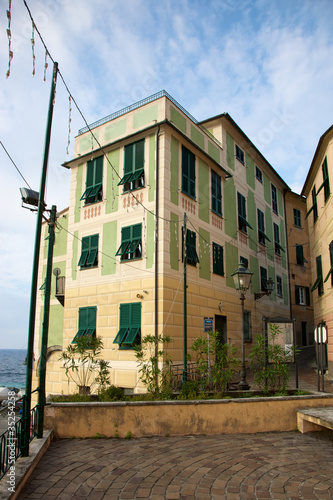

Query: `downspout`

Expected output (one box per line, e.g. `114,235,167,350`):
155,126,160,377
283,190,293,320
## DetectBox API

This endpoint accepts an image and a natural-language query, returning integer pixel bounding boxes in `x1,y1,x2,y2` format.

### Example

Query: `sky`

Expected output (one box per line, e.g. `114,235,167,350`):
1,0,333,349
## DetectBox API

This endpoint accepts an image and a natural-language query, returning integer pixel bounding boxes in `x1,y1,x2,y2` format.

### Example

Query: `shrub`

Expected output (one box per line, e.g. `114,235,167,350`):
249,323,297,393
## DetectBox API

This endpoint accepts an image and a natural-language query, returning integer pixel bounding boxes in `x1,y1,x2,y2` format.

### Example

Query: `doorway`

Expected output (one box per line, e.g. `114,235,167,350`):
215,315,227,344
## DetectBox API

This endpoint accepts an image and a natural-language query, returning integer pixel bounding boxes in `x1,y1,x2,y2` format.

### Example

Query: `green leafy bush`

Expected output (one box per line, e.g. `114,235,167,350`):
249,323,297,393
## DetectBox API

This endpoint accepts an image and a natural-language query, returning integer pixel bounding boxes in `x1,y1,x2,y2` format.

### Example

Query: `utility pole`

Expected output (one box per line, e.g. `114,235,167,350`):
22,62,58,457
37,205,56,438
183,212,187,383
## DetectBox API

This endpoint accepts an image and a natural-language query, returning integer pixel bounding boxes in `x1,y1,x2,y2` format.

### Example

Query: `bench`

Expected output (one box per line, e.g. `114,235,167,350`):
297,407,333,433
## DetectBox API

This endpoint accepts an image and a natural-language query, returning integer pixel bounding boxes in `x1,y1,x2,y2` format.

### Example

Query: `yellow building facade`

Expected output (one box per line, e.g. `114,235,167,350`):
302,124,333,374
35,91,292,395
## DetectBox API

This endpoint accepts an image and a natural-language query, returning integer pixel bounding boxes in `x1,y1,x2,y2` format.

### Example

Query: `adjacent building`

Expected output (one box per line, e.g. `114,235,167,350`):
284,191,314,346
302,124,333,375
35,91,294,395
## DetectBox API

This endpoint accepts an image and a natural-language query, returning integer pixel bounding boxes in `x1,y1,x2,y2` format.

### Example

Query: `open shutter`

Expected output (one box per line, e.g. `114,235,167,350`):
134,140,144,171
114,304,130,344
295,285,300,305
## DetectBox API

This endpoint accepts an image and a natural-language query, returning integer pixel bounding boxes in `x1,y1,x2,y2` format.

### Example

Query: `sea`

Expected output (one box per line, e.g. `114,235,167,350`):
0,349,27,389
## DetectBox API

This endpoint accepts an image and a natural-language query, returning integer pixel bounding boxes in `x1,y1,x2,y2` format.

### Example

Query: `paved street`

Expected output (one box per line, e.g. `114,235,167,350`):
18,431,333,499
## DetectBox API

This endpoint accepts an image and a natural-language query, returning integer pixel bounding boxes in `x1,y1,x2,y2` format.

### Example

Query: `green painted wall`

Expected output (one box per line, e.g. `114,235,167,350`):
106,149,120,214
133,104,158,129
265,207,274,262
263,172,271,204
250,256,259,294
75,164,83,223
170,107,186,134
102,221,117,275
104,118,127,143
225,242,238,288
39,304,64,348
282,273,288,305
268,264,276,302
224,178,237,238
170,212,179,271
72,231,78,281
247,190,257,252
199,228,210,281
280,219,287,269
246,153,255,190
278,189,284,217
198,158,209,223
226,133,235,171
146,212,154,269
208,142,220,163
190,125,205,150
79,131,99,154
149,134,156,202
170,136,179,206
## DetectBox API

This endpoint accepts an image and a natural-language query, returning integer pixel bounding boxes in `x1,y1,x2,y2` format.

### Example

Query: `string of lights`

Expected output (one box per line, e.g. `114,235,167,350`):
5,0,13,78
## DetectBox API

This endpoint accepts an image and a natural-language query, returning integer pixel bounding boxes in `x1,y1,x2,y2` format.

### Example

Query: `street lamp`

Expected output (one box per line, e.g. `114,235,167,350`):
254,277,275,300
231,263,253,390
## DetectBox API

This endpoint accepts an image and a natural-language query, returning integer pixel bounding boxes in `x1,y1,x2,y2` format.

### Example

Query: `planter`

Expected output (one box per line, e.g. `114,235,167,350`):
44,392,333,439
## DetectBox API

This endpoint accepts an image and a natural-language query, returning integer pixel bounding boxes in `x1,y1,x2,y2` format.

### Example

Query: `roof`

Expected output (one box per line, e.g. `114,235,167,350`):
301,123,333,197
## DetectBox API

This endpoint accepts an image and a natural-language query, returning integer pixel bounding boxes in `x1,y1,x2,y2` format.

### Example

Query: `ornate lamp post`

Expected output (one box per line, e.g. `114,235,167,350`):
231,263,253,390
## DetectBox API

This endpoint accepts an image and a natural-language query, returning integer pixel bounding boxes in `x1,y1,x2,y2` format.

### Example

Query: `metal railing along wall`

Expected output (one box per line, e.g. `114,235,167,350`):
0,395,39,480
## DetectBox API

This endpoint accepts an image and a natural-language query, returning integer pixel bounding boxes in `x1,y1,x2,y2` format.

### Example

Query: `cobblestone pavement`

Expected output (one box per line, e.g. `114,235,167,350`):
18,431,333,499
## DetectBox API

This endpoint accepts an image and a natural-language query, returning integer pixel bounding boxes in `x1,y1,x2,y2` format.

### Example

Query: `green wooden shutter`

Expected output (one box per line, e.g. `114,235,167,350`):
213,243,223,276
305,287,310,306
134,140,144,171
295,285,300,305
124,143,134,174
95,156,103,184
260,266,267,291
212,171,222,216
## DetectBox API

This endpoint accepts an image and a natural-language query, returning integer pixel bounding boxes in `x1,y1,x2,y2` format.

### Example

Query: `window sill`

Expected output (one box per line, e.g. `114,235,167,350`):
181,192,196,201
84,200,103,207
79,265,98,270
120,257,143,263
211,210,223,218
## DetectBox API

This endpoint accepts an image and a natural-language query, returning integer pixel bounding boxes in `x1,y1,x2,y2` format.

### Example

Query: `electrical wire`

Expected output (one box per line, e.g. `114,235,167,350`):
1,140,33,190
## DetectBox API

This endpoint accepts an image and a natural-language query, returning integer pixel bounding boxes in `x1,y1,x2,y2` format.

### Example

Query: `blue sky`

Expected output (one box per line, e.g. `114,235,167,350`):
1,0,333,349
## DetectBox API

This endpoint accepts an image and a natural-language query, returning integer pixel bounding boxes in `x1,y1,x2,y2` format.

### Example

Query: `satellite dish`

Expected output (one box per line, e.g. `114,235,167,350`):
53,268,61,277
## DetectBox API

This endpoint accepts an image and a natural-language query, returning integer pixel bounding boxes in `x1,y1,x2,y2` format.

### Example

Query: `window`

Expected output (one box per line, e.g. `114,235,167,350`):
113,303,141,349
306,186,318,223
211,170,222,216
213,243,224,276
237,192,252,234
296,244,307,266
311,255,324,296
80,156,103,205
324,241,333,285
273,223,284,255
73,307,96,342
276,275,283,297
293,208,301,228
118,139,145,192
182,145,196,199
271,184,278,214
116,224,142,261
257,209,270,245
78,234,99,269
255,166,262,183
182,228,199,266
317,157,330,202
243,311,251,341
235,145,244,164
260,266,268,292
295,286,310,306
240,256,248,269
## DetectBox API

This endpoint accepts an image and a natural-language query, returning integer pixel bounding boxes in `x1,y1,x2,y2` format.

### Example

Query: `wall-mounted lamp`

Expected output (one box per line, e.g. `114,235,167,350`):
219,302,224,312
20,187,40,209
254,277,275,300
136,294,144,299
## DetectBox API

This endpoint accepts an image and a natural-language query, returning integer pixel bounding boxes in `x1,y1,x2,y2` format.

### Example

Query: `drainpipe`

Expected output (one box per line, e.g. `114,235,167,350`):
155,126,160,385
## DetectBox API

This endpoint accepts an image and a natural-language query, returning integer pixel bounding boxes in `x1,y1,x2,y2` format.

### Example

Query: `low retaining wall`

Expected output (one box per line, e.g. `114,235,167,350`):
45,394,333,438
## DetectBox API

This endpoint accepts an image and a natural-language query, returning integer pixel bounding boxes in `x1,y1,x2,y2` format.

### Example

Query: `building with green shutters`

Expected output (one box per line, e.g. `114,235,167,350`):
35,91,293,395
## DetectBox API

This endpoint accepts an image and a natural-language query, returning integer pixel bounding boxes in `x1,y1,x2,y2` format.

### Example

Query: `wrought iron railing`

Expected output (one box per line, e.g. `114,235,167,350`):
78,90,223,149
169,362,210,391
0,396,39,480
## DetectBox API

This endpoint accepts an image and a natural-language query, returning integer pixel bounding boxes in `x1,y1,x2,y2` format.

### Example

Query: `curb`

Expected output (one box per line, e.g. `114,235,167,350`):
0,430,53,500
